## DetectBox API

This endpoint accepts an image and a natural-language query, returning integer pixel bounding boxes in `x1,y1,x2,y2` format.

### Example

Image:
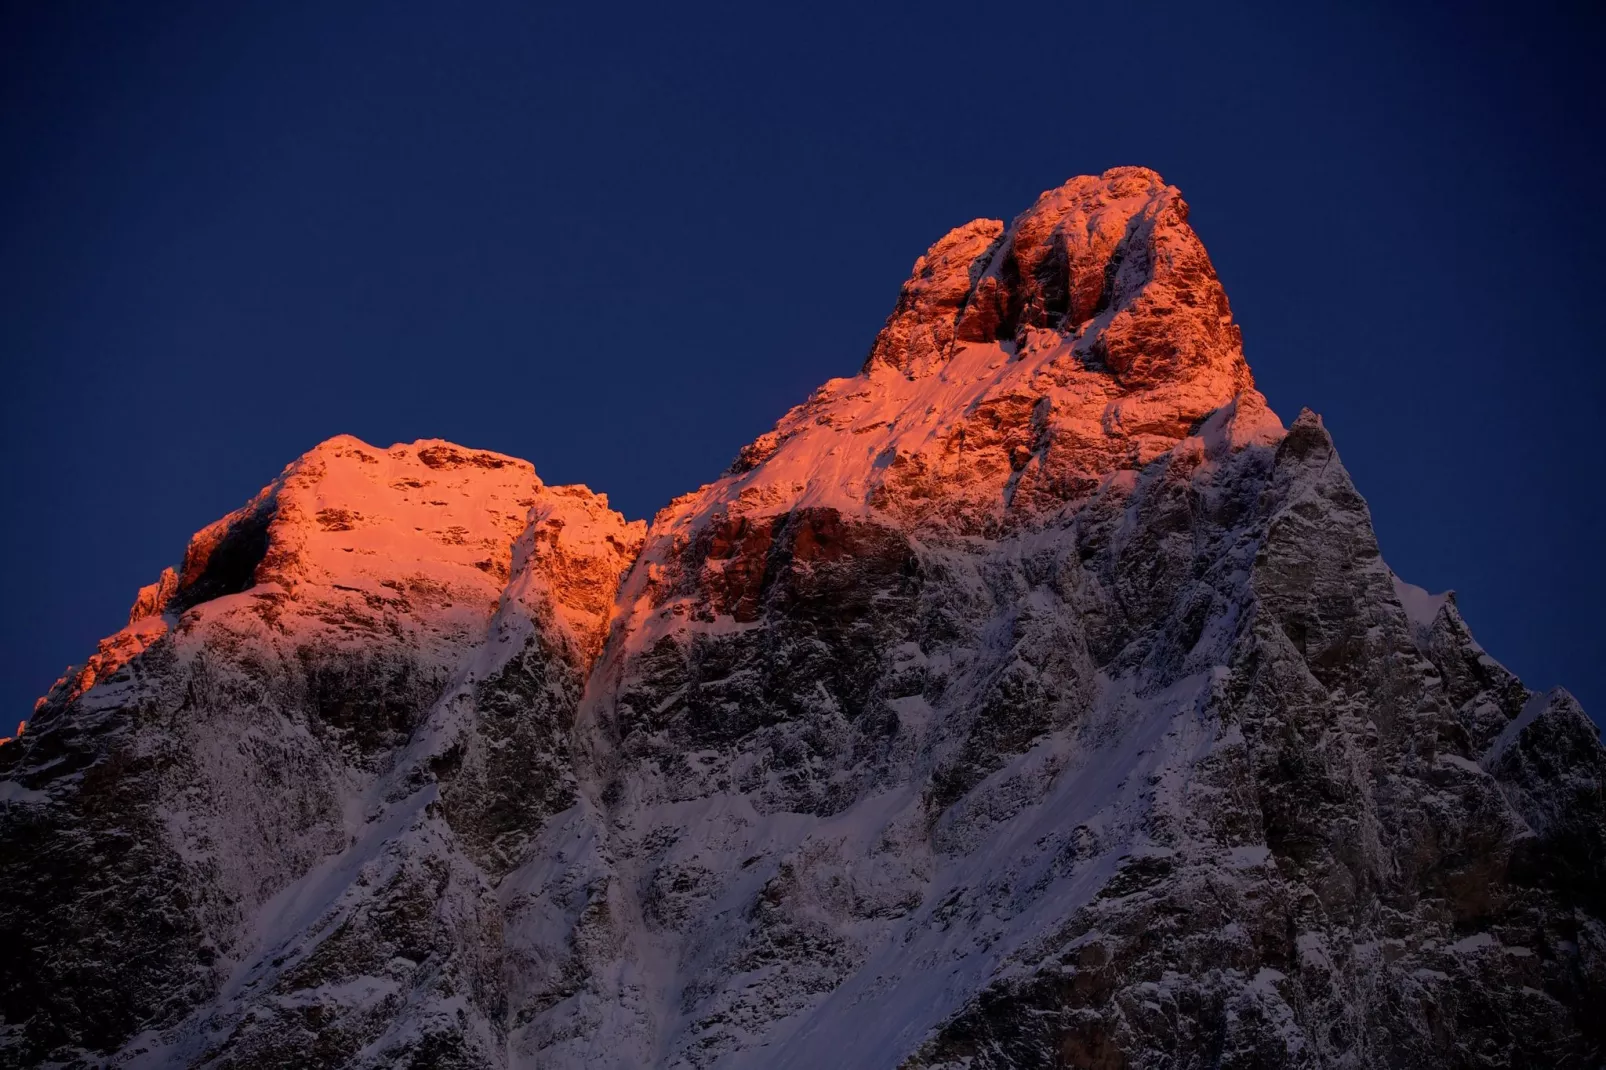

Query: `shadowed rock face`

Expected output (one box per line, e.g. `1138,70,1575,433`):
2,169,1601,1070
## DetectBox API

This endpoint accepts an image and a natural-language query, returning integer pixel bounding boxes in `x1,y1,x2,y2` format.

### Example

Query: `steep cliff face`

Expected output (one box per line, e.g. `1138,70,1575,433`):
2,168,1601,1069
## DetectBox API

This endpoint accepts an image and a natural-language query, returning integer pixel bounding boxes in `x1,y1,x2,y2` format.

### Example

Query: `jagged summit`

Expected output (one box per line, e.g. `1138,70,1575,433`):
3,172,1602,1070
40,434,635,711
130,433,544,618
708,167,1279,541
867,166,1245,385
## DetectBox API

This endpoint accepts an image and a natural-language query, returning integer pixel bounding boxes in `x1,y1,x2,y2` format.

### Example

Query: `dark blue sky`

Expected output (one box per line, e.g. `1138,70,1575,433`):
2,1,1602,724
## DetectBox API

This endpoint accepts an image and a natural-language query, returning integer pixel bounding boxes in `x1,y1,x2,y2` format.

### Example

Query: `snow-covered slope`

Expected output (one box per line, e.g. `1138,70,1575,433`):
3,168,1601,1069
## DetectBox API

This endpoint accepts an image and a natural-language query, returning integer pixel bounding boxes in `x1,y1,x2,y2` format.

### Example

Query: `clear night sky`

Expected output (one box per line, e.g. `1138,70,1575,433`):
2,1,1602,726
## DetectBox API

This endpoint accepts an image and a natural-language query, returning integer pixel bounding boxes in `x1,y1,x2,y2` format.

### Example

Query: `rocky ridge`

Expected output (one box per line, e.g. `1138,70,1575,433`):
1,167,1601,1069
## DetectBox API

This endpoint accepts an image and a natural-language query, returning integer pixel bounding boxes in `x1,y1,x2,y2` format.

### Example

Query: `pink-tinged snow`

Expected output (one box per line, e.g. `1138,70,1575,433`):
1391,573,1450,634
43,436,560,705
611,355,1282,664
233,435,544,645
492,486,646,663
680,339,1274,522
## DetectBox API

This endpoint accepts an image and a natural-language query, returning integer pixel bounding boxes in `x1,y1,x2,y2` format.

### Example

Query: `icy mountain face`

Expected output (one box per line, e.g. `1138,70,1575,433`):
3,167,1603,1069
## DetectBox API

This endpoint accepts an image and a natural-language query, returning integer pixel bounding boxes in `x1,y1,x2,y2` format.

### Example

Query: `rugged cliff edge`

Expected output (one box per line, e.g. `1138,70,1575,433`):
3,168,1601,1069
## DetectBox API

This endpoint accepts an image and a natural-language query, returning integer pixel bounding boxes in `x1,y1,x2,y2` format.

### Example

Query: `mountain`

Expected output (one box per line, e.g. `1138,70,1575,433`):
3,167,1601,1069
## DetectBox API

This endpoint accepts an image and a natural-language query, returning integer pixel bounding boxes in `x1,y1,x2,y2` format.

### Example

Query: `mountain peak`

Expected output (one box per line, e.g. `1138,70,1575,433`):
713,169,1277,537
867,166,1245,389
303,433,537,475
40,435,592,708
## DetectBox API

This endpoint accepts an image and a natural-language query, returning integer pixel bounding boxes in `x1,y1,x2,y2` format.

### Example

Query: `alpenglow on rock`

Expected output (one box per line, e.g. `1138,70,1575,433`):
3,167,1601,1069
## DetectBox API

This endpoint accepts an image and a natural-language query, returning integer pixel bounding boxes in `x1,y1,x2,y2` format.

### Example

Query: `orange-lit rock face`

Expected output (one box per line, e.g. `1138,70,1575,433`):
219,435,545,650
498,485,646,662
691,167,1278,549
39,436,551,707
871,166,1247,387
864,217,1006,378
620,167,1282,657
38,436,645,712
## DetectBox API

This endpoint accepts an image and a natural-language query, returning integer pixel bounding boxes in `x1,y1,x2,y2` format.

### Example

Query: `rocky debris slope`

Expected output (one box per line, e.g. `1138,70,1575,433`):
2,168,1601,1069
